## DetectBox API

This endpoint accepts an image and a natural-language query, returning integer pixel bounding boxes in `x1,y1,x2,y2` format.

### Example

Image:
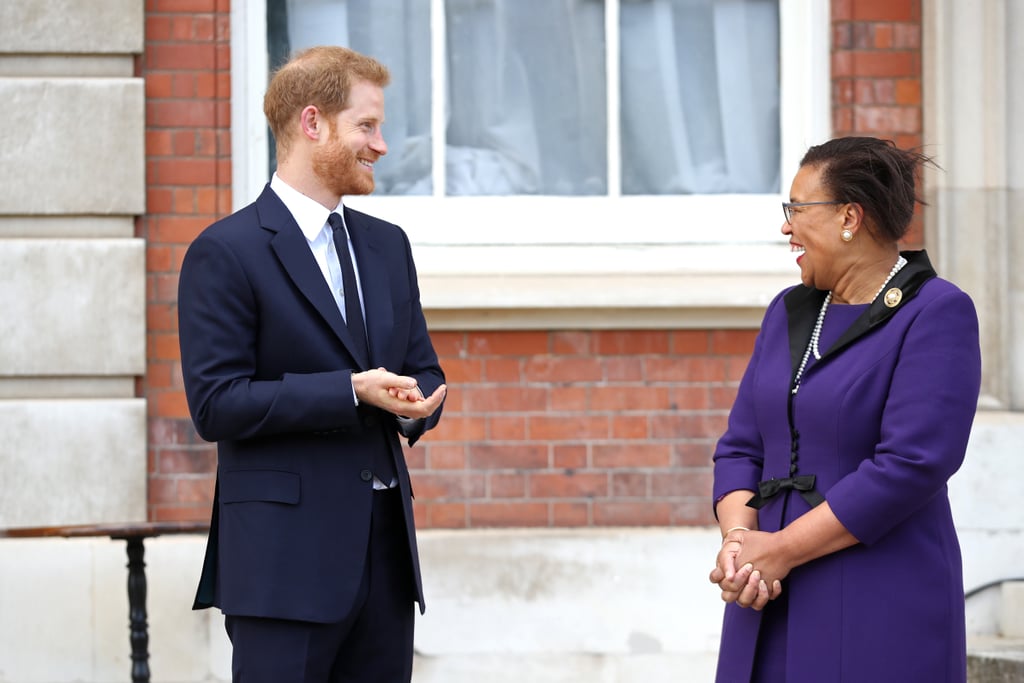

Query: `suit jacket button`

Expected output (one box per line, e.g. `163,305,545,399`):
360,469,373,482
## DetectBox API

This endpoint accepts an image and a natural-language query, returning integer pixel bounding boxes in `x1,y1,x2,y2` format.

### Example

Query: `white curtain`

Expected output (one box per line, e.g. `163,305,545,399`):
620,0,780,194
444,0,607,196
278,0,779,196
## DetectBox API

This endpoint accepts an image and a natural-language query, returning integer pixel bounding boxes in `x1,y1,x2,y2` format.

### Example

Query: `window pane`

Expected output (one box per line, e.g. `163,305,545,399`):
266,0,780,199
445,0,607,196
620,0,780,195
267,0,432,195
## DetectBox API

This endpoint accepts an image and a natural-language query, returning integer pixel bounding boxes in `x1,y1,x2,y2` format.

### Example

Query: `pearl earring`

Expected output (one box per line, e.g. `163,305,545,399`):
841,229,853,242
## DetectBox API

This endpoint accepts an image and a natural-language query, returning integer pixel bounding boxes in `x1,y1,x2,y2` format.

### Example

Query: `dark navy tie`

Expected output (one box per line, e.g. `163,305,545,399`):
327,212,369,368
327,213,395,486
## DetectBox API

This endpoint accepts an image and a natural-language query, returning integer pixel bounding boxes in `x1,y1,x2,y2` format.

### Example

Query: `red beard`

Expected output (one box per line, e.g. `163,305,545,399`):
312,131,375,197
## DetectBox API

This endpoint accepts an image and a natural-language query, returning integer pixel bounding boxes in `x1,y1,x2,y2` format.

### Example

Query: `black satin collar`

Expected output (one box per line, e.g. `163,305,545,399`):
783,250,938,378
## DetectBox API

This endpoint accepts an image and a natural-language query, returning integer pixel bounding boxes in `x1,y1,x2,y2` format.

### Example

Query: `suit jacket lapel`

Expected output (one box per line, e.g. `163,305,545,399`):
784,250,938,367
256,186,368,367
345,207,393,368
828,250,937,354
784,285,827,382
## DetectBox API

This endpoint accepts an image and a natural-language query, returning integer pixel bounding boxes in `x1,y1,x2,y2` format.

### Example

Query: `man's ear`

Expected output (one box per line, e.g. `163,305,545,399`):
299,105,324,141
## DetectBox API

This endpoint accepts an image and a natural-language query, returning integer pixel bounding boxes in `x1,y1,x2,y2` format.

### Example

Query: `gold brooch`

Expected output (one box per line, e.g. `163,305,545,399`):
883,287,903,308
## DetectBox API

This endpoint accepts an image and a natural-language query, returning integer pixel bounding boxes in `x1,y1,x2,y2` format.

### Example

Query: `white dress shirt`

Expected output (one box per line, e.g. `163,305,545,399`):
269,173,365,325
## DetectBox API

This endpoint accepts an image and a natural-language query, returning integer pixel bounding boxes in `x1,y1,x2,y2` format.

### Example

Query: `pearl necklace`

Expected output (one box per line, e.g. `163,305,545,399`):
791,256,908,395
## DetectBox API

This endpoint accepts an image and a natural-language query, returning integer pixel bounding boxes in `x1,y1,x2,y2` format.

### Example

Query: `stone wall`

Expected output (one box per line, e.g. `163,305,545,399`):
2,415,1023,682
0,0,146,527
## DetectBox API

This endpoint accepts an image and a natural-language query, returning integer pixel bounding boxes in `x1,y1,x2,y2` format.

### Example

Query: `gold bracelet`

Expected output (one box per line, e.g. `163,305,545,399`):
722,526,750,538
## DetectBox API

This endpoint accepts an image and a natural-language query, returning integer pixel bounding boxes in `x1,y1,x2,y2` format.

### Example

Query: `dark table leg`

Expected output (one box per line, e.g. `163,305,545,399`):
124,536,151,683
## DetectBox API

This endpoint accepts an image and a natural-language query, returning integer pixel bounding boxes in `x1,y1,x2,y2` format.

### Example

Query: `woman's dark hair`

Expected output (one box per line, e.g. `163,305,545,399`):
800,137,937,242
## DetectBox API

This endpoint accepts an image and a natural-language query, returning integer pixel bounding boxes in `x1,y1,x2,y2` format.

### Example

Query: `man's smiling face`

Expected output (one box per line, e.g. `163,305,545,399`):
312,80,388,197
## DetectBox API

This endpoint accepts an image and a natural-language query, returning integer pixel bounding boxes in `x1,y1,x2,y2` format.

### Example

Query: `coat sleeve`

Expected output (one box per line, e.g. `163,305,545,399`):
711,291,788,508
393,226,446,445
827,287,982,545
177,231,361,442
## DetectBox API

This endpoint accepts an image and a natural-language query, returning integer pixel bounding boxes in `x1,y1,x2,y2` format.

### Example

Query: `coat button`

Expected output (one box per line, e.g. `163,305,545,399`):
360,469,373,482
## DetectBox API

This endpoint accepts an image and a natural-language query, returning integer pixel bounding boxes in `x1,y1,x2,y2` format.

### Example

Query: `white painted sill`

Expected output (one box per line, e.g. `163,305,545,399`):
416,242,796,330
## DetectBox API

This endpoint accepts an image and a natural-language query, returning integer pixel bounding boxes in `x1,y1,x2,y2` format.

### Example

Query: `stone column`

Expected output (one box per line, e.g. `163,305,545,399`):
923,0,1024,410
0,0,147,526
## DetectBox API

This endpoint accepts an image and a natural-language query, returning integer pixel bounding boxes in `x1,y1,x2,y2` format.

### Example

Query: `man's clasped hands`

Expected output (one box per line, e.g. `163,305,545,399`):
709,527,790,611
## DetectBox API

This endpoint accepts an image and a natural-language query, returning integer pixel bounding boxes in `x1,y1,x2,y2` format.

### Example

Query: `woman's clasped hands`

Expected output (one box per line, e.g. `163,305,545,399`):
709,528,788,611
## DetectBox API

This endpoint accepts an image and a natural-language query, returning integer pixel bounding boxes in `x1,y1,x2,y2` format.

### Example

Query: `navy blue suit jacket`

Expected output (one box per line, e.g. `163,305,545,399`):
178,185,444,622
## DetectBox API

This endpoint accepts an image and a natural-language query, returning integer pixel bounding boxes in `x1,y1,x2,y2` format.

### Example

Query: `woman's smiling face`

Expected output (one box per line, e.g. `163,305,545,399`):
782,164,848,291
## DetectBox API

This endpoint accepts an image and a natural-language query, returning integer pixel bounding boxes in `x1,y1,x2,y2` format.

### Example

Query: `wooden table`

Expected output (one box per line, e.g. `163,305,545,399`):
1,521,209,683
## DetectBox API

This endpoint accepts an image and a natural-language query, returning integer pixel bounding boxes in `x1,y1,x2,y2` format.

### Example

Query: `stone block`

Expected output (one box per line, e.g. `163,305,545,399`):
950,412,1024,532
0,78,145,215
143,538,222,682
0,0,143,54
411,653,716,683
0,536,222,683
90,539,133,679
0,215,136,238
415,528,723,657
0,538,97,682
0,238,145,376
967,637,1024,683
0,398,146,527
1001,582,1024,639
0,54,136,78
92,537,219,682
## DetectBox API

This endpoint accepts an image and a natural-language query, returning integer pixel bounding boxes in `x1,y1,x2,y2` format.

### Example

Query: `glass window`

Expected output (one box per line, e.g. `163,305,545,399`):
268,0,433,194
266,0,779,198
445,0,607,196
619,0,780,194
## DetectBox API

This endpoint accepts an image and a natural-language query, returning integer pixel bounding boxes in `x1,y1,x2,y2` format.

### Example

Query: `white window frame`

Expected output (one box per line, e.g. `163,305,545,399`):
232,0,831,329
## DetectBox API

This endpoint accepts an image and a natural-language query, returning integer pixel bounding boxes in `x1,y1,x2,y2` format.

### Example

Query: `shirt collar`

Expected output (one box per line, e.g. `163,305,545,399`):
269,173,345,241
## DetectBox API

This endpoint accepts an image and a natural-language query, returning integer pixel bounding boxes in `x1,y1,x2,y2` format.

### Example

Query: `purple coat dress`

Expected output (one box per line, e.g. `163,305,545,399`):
712,251,981,683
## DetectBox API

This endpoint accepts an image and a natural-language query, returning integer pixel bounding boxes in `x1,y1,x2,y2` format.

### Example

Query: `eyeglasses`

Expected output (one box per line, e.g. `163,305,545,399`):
782,201,845,225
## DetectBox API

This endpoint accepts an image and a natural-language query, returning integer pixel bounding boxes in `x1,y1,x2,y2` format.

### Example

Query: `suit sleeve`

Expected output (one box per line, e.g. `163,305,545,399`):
827,288,982,544
178,231,361,442
393,227,446,445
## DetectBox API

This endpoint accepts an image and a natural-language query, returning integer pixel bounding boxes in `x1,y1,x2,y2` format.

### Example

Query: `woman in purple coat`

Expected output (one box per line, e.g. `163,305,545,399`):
709,137,981,682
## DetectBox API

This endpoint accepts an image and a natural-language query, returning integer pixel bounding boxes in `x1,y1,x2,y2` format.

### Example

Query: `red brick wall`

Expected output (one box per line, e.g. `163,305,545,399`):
142,0,925,526
407,331,754,528
831,0,924,246
143,0,231,521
